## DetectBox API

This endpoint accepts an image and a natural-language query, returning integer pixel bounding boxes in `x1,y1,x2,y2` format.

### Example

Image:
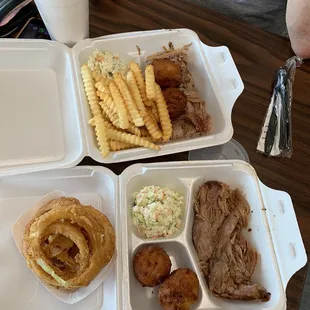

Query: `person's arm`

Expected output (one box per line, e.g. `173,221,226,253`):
286,0,310,58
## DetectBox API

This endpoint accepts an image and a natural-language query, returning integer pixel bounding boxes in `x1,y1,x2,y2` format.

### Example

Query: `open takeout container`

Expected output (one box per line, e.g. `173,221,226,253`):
0,28,244,177
0,160,306,310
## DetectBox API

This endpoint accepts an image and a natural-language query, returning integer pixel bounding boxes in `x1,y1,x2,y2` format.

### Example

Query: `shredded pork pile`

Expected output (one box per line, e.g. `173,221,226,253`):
147,44,212,140
192,181,270,301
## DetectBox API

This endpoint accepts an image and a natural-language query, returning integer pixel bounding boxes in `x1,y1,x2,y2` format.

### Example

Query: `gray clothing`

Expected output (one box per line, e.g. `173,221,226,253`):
192,0,288,36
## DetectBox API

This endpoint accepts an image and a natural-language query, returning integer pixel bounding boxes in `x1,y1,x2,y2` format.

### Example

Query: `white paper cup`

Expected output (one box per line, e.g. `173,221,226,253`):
34,0,89,46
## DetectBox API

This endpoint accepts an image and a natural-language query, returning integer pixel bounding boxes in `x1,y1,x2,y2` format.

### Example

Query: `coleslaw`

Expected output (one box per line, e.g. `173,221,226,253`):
131,185,183,238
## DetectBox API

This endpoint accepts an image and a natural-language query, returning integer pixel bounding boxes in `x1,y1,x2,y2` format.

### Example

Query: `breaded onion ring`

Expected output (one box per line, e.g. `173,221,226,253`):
23,197,115,290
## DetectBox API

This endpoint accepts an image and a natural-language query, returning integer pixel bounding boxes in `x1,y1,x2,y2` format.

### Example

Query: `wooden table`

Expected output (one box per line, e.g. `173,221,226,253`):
83,1,310,309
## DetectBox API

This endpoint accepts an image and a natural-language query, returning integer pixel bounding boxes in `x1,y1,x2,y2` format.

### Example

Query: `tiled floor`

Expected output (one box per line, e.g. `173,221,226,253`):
300,266,310,310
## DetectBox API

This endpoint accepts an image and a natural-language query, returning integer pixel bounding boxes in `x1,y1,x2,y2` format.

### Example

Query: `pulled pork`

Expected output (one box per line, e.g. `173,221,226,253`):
147,44,212,140
193,181,270,302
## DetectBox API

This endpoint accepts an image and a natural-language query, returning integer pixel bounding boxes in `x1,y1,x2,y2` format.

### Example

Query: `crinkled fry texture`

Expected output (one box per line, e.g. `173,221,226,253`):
81,64,109,157
23,197,115,290
145,65,156,101
155,84,172,141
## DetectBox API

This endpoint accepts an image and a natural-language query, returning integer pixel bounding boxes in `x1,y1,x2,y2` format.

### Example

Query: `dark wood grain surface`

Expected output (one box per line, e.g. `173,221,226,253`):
83,1,310,309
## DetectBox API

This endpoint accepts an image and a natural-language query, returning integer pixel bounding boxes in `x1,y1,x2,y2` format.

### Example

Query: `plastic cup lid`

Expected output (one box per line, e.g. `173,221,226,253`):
188,138,250,162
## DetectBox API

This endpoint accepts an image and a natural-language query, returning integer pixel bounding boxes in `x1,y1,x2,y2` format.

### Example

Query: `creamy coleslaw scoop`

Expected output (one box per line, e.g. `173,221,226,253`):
131,185,183,238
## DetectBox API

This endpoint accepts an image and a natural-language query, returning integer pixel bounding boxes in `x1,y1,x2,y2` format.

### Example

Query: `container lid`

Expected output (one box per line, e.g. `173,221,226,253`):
188,139,250,162
0,39,84,176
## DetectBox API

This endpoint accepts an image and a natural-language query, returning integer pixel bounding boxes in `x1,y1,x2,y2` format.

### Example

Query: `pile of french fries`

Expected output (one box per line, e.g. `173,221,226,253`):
81,62,173,158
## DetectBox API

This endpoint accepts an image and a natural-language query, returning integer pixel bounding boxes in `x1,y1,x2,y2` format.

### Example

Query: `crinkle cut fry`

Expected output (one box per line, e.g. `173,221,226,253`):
101,93,117,113
155,84,173,141
109,81,129,129
101,102,121,128
101,98,141,137
139,126,150,137
101,92,133,123
81,64,102,118
104,120,160,150
151,102,160,123
94,116,110,157
126,70,147,117
95,78,111,103
129,62,152,106
148,104,160,123
95,77,110,92
92,70,102,82
114,73,144,127
109,140,135,151
81,64,109,157
126,70,162,140
145,65,156,101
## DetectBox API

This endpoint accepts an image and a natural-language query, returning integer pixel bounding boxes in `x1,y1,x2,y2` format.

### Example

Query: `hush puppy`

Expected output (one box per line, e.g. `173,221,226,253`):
159,268,199,310
152,59,182,88
133,246,172,287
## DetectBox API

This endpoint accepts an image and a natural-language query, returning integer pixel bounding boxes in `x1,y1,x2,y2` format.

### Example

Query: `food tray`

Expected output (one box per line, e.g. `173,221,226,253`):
0,166,120,310
0,161,306,310
119,161,307,310
0,28,244,176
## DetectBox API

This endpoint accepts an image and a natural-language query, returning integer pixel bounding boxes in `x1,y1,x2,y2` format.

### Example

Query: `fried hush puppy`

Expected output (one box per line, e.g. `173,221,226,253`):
152,59,182,88
158,268,199,310
133,246,172,287
162,88,187,120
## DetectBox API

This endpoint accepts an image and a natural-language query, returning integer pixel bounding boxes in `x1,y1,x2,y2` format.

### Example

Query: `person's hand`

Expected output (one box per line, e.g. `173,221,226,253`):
287,23,310,59
287,0,310,59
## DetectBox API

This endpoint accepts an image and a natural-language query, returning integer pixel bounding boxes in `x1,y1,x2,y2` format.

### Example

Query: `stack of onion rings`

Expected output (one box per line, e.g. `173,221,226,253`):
22,197,115,290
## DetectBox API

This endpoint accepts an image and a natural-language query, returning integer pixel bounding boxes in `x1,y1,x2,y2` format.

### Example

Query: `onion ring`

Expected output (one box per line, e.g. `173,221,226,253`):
23,197,115,290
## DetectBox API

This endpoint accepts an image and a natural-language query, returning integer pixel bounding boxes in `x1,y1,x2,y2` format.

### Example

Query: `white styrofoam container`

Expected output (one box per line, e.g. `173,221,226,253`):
120,161,307,310
0,29,244,176
0,166,120,310
0,161,306,310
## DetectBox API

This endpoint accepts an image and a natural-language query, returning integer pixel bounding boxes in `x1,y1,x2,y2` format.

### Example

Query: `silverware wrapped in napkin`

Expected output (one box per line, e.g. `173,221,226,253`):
257,56,303,157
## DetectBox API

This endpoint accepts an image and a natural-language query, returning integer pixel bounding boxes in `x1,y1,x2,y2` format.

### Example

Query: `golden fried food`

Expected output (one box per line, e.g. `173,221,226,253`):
129,62,153,106
95,78,110,101
43,234,74,258
150,102,160,122
106,123,160,150
81,64,109,157
126,123,142,137
100,100,142,137
155,84,173,142
145,65,156,101
152,59,182,88
162,88,187,120
92,70,102,83
109,140,135,151
127,70,163,140
101,101,120,128
23,197,115,290
133,246,171,287
126,70,147,116
144,112,163,140
93,116,110,157
81,64,101,118
139,126,151,137
95,77,110,92
158,268,199,310
109,81,130,129
114,73,144,127
101,93,118,114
